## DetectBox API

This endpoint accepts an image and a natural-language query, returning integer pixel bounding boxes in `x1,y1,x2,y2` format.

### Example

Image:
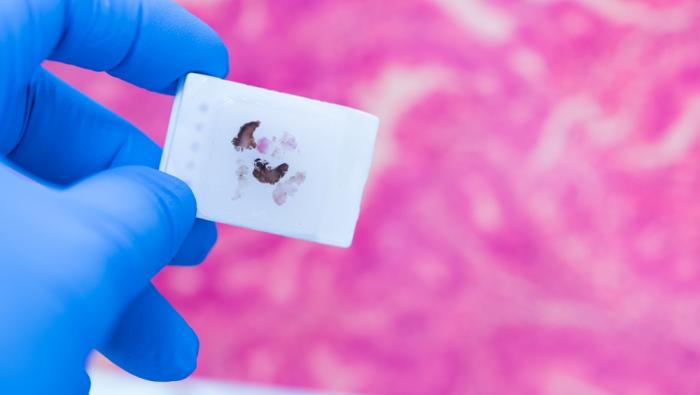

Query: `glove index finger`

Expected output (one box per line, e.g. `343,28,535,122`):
1,0,228,152
53,0,229,93
54,0,229,93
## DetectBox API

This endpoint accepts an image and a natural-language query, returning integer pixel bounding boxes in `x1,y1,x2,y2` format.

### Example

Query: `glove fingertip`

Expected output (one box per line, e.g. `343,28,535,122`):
97,285,200,382
171,219,218,266
149,319,199,382
173,328,200,381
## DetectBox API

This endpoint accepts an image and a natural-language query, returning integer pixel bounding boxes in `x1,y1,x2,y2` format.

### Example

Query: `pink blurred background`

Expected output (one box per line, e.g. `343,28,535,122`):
50,0,700,394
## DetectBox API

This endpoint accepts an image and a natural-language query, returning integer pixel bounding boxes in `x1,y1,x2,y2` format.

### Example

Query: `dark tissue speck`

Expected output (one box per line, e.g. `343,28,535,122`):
253,159,289,185
232,121,260,151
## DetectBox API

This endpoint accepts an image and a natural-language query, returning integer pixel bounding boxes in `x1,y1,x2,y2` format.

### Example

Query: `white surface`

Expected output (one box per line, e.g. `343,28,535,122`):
160,73,379,247
89,369,351,395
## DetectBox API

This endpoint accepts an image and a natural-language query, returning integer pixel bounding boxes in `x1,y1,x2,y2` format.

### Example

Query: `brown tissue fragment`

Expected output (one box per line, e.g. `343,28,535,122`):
232,121,260,151
253,159,289,185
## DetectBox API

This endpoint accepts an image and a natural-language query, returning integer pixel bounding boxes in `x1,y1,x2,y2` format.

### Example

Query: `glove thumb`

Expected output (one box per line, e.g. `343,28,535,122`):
64,166,196,322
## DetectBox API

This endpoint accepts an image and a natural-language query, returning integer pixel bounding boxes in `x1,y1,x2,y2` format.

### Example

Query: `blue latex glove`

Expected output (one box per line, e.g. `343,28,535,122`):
0,0,229,393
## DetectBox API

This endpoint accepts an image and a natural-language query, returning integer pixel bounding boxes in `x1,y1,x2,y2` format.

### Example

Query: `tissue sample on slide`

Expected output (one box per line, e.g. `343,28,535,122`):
232,121,260,151
279,131,298,152
257,137,271,154
231,162,250,201
230,120,301,202
272,172,306,205
252,159,289,185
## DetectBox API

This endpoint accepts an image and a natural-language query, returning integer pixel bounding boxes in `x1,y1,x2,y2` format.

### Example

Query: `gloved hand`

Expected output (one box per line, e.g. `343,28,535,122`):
0,1,229,393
